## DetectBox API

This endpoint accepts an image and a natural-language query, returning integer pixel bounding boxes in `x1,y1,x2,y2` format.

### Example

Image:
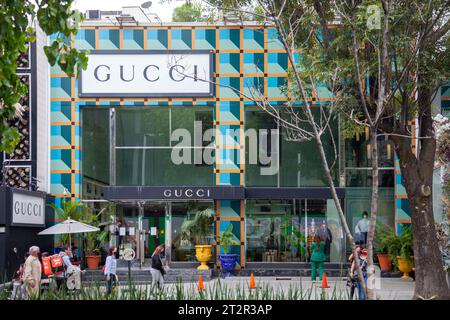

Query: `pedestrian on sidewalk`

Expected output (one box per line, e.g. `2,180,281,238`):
10,254,28,300
347,245,361,299
150,245,166,289
104,246,118,295
310,235,326,282
355,248,368,300
23,246,42,299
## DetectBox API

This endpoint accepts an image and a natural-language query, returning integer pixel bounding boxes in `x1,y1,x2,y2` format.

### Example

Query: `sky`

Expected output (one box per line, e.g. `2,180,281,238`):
72,0,187,22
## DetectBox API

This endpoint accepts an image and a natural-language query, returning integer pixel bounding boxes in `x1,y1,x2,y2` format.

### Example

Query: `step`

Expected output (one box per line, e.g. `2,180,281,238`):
82,268,215,284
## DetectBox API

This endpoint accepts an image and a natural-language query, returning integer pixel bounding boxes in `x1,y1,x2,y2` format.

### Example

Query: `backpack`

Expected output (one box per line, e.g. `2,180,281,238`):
42,257,54,276
50,254,63,268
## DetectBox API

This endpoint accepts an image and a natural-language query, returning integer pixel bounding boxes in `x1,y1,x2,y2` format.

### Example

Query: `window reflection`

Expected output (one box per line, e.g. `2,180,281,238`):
246,199,344,263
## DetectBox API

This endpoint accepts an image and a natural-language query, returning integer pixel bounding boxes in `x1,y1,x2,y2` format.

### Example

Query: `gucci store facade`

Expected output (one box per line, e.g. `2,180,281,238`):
50,20,397,268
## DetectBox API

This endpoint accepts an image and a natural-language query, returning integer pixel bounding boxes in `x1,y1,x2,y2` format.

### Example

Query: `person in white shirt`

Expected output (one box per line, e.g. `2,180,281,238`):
104,246,117,295
355,212,370,245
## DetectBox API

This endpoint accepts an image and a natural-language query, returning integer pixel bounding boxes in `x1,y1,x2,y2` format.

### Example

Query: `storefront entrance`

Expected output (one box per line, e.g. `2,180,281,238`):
116,202,167,261
114,200,214,264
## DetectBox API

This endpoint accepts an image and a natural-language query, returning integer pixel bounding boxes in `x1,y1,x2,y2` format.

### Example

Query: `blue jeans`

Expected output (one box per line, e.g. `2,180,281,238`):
356,277,367,300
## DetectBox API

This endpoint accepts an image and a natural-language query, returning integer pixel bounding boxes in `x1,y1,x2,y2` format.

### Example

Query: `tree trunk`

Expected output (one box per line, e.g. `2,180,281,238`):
394,125,450,299
366,129,379,300
410,195,450,299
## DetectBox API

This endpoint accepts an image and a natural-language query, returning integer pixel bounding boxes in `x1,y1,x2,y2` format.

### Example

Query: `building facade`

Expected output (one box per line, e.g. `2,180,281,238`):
49,13,400,267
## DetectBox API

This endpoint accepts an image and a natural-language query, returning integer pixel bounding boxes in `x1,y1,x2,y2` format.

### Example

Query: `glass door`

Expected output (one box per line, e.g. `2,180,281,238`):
143,203,166,259
304,199,344,263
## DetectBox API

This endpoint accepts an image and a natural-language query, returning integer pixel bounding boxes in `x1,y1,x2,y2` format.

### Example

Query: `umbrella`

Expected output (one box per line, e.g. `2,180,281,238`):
38,218,100,253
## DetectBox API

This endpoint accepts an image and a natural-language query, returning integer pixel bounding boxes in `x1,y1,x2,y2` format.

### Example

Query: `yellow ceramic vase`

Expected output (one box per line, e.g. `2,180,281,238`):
397,256,413,279
195,245,213,270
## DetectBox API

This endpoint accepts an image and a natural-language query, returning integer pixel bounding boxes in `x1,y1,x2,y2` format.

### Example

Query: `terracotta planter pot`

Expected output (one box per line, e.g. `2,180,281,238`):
377,253,392,271
195,245,213,270
86,255,101,270
397,256,413,279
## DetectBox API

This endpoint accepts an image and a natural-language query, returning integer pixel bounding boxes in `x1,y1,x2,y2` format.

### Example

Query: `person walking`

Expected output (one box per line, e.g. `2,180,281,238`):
10,254,28,300
104,246,118,295
316,222,333,261
23,246,42,299
347,246,361,299
355,248,368,300
355,212,370,245
150,245,166,289
310,235,326,282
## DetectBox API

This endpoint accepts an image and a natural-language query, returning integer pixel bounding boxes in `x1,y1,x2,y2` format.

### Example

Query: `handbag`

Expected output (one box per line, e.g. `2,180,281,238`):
160,256,170,273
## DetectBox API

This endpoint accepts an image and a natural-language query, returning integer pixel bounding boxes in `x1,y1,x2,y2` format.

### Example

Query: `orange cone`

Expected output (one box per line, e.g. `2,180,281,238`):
197,275,205,292
249,273,256,289
321,273,329,288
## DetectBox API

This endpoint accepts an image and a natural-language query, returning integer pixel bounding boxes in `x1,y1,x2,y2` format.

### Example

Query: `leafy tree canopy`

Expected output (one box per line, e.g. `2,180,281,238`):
172,1,203,22
0,0,88,154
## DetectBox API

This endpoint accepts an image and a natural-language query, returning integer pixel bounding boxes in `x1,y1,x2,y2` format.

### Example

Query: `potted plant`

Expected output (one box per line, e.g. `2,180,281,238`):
378,226,414,278
218,224,240,277
395,227,414,279
82,210,110,270
375,224,393,271
181,207,215,270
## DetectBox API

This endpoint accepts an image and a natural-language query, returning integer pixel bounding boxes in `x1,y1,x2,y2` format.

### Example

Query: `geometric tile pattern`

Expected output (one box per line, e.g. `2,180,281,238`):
51,25,327,267
394,153,411,234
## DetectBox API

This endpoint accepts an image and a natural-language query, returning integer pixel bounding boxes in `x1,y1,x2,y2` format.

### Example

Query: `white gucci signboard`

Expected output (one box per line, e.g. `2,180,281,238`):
11,191,45,226
79,50,213,98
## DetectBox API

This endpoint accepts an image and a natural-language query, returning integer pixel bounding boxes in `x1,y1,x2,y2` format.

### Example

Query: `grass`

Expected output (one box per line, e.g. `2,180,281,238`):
0,277,351,300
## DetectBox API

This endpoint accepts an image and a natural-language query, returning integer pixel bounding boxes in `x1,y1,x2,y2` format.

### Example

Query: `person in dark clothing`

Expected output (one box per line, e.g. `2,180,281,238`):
150,245,166,289
316,223,333,261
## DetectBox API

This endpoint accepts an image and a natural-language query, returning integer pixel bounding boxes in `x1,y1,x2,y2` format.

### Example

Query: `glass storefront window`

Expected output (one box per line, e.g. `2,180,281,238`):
345,130,395,168
170,202,215,262
345,169,394,187
116,108,170,147
116,149,214,186
115,106,215,186
245,107,339,187
345,187,395,249
82,108,110,184
246,199,344,263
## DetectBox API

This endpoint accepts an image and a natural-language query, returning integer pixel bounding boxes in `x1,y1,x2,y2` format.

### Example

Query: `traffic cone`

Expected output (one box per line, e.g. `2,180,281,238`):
249,273,256,289
321,272,329,288
197,275,205,292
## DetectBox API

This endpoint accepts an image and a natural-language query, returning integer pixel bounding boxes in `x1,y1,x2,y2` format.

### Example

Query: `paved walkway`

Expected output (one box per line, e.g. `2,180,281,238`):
208,276,416,300
115,276,415,300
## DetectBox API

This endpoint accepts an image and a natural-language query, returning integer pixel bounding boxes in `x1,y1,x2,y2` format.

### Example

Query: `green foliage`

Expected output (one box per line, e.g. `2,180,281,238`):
82,209,110,256
0,277,350,300
181,207,215,245
0,0,88,153
220,224,240,254
172,1,203,22
376,224,414,269
49,199,111,255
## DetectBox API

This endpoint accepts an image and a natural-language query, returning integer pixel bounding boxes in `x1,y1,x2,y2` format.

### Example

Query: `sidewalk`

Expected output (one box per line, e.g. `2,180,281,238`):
220,276,415,300
157,276,415,300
